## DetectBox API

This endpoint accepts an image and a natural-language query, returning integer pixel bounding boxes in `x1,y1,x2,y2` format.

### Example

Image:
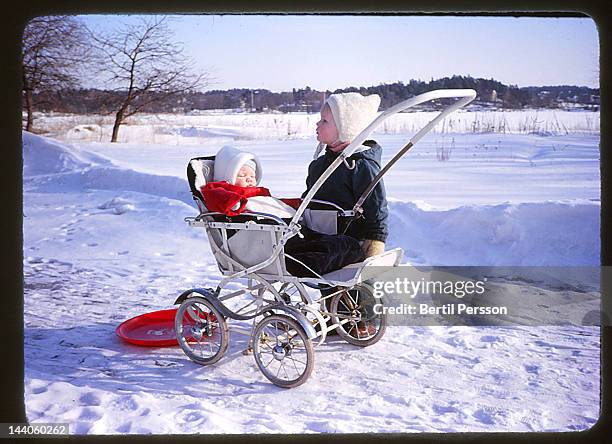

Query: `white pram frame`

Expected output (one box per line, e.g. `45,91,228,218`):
174,89,476,388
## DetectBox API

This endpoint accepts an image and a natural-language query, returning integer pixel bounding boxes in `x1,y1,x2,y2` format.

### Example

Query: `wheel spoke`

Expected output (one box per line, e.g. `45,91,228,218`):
290,357,301,375
280,360,291,379
275,360,283,378
261,354,276,369
197,337,204,354
336,312,356,321
290,340,304,350
186,305,205,322
339,296,352,312
344,292,358,309
347,321,357,337
289,355,308,367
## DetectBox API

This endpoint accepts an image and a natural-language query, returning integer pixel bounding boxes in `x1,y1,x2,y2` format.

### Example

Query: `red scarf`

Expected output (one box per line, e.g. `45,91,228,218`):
201,181,271,216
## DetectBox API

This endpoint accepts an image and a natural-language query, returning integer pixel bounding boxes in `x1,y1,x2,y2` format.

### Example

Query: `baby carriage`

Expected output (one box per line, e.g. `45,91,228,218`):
174,89,476,387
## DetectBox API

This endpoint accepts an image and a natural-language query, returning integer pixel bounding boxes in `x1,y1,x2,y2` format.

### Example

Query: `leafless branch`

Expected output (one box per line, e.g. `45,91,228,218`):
86,15,210,142
22,15,92,131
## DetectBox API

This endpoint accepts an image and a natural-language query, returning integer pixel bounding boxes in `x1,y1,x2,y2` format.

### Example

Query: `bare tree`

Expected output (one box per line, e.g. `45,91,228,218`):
89,16,208,142
21,15,89,132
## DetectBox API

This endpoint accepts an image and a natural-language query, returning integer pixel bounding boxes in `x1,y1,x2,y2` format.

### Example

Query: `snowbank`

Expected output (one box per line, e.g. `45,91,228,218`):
23,132,192,206
388,201,599,266
23,131,112,175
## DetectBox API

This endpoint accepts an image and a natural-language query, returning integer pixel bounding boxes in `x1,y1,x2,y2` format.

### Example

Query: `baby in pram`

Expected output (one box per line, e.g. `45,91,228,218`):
200,145,365,278
201,145,297,219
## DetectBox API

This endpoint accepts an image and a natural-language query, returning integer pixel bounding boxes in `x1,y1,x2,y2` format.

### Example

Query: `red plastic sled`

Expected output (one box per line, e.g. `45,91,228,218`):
116,308,181,347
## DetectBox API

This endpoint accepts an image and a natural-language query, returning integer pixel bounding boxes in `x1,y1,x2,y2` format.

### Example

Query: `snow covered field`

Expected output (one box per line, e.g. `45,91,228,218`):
22,111,601,434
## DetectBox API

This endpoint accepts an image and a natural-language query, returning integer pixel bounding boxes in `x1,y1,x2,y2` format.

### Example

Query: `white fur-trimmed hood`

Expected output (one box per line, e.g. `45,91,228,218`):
326,92,381,143
213,145,263,185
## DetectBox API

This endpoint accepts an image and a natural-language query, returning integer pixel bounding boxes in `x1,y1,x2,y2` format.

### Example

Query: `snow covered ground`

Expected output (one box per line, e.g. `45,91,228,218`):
22,112,601,434
31,108,599,145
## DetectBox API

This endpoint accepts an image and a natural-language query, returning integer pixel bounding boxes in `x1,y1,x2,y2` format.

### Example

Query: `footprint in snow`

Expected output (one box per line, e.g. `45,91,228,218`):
433,403,459,415
524,364,540,375
31,386,48,395
72,422,93,434
79,392,102,406
182,411,205,424
97,198,135,215
116,422,132,433
480,335,502,344
473,408,496,425
78,407,103,421
305,420,331,433
115,397,139,412
154,360,179,367
26,256,45,264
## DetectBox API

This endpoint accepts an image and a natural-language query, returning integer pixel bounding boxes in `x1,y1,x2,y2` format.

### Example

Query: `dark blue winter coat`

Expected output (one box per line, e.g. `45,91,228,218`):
302,140,389,242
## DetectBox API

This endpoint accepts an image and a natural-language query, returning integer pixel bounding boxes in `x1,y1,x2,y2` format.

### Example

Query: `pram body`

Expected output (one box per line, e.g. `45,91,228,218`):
174,89,476,387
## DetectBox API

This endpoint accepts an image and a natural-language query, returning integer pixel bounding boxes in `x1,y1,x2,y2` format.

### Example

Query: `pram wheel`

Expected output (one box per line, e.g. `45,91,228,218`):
330,284,386,347
252,314,314,388
175,296,229,365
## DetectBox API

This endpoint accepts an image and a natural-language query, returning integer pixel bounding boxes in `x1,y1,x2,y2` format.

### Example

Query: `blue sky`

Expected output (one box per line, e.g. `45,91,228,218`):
81,14,600,91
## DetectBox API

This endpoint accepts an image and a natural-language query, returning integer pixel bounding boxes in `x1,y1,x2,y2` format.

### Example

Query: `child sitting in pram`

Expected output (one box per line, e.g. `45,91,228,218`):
200,145,365,278
307,92,388,258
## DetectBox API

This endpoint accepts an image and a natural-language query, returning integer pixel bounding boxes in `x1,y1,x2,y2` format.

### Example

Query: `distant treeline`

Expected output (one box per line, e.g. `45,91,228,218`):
32,75,600,114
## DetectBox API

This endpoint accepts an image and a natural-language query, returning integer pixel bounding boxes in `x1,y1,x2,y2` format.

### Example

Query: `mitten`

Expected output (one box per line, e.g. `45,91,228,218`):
361,239,385,257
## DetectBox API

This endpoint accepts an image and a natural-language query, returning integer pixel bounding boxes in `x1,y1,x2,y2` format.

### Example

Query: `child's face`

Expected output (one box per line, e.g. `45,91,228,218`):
316,105,339,145
235,164,256,187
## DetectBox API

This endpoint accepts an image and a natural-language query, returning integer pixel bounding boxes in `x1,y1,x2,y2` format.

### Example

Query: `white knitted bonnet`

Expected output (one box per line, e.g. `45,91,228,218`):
213,145,263,185
325,92,381,143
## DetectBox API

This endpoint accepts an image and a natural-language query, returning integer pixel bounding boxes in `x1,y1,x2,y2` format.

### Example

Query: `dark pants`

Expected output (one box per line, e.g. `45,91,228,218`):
284,227,365,278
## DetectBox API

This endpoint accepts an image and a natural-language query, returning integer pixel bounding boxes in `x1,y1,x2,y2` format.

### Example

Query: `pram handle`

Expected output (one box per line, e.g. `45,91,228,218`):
306,199,355,216
290,89,477,227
